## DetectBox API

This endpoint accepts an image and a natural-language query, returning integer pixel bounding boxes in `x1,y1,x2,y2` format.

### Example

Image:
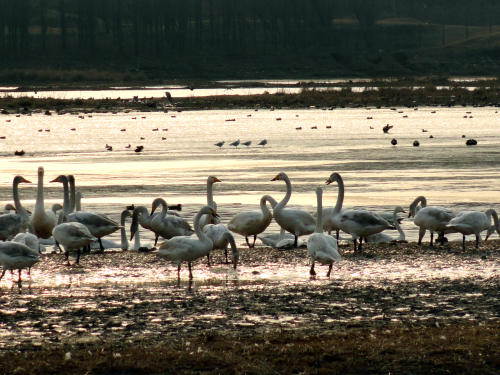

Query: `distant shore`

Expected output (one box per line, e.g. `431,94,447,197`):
1,77,499,113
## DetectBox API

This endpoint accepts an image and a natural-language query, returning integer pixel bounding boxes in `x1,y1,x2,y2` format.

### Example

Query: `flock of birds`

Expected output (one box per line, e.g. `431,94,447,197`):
215,139,268,148
1,167,499,283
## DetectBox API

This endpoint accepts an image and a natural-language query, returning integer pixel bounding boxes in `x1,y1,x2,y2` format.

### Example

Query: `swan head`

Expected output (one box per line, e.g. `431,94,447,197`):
200,206,219,219
325,172,342,185
37,166,44,176
208,176,221,184
50,175,68,184
151,198,167,215
394,206,406,215
67,175,75,184
121,209,132,221
51,203,63,213
13,175,31,185
271,172,287,181
4,203,16,212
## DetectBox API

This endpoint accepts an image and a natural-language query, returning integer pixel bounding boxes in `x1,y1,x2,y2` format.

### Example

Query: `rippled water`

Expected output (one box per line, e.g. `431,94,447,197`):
0,105,499,349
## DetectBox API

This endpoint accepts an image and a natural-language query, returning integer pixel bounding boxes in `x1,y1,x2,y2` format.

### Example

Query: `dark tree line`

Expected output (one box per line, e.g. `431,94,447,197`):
0,0,499,74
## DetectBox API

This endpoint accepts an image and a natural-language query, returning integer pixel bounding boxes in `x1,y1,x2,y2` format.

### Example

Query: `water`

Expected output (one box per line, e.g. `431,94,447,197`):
0,105,499,349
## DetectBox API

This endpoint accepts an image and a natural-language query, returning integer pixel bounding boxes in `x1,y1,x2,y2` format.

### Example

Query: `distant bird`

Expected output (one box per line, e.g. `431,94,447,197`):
135,145,144,153
422,129,428,132
466,139,477,146
311,126,317,129
383,124,393,133
125,144,131,149
214,141,225,148
429,135,434,139
258,139,268,146
14,150,25,156
413,140,420,147
391,138,398,146
165,91,173,104
105,144,113,151
230,139,240,148
242,141,252,147
296,127,302,130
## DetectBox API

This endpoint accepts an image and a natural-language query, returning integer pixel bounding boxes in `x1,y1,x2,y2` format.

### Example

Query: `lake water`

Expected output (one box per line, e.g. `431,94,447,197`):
1,105,500,245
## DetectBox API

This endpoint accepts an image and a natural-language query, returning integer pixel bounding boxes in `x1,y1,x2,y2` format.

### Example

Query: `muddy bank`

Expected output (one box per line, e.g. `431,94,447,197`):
0,240,498,374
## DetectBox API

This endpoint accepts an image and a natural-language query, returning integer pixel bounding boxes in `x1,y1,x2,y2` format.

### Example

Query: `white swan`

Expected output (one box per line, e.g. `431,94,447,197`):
409,196,454,246
325,172,394,252
157,206,220,280
150,198,193,245
0,176,31,241
13,232,42,254
228,195,276,248
52,222,96,264
307,187,341,277
31,167,57,239
446,209,500,250
0,241,40,282
366,206,407,243
199,176,222,229
270,172,316,247
203,224,239,267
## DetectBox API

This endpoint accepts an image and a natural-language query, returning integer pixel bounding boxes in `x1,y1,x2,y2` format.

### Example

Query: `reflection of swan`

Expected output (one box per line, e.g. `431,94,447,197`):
366,206,406,243
0,241,39,282
446,209,500,250
52,222,96,264
31,167,57,239
271,172,316,247
203,224,239,266
199,176,221,229
325,172,394,252
228,195,276,248
0,176,31,241
150,198,193,245
408,196,454,246
307,187,341,277
158,206,220,280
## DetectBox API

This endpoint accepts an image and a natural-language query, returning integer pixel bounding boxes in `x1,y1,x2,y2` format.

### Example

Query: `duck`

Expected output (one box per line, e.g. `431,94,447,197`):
150,198,193,245
52,222,96,264
199,176,222,229
0,241,40,282
0,176,31,241
445,209,500,250
325,172,394,252
408,196,454,246
31,167,57,239
271,172,316,247
228,195,276,248
158,206,225,280
307,187,341,277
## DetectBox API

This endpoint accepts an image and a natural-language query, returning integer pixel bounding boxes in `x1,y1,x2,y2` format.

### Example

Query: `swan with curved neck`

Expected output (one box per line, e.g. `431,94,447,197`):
120,210,145,251
271,172,316,247
31,167,57,239
366,206,407,243
150,198,193,245
446,208,500,250
199,176,221,229
228,195,276,248
408,195,454,246
325,172,394,253
0,176,31,241
307,187,341,277
158,206,222,280
50,175,71,224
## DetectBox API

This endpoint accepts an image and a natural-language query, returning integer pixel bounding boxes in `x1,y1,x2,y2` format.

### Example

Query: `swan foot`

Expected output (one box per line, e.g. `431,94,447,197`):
0,269,6,282
309,263,316,276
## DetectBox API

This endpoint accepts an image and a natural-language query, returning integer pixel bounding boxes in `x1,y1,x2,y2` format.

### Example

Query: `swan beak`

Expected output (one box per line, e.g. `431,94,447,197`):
20,177,31,183
211,209,220,218
49,177,60,183
213,177,221,182
325,179,332,185
271,174,280,181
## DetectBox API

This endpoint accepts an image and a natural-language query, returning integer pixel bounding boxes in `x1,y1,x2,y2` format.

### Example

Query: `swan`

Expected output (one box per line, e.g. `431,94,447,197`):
120,210,146,251
50,175,71,223
307,187,341,277
52,222,96,264
366,206,407,243
228,195,276,248
408,196,454,246
150,198,193,245
199,176,222,229
0,176,31,241
3,203,16,214
446,209,500,250
31,167,57,239
13,232,42,253
259,228,294,248
270,172,316,247
0,241,40,282
325,172,394,252
157,206,221,280
203,224,239,267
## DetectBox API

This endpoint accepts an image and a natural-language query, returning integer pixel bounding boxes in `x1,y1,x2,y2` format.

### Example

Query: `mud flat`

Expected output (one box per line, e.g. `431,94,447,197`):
0,240,499,374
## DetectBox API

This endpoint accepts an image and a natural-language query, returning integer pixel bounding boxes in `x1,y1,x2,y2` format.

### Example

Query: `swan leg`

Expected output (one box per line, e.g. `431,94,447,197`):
294,235,298,248
462,235,466,250
309,261,316,276
336,229,340,240
430,231,434,247
206,253,211,267
98,238,104,253
358,237,363,253
154,234,159,246
0,269,5,281
18,269,22,283
475,234,480,249
76,248,81,264
55,240,62,253
177,264,181,280
188,262,193,280
224,247,228,264
418,227,426,245
252,235,257,248
326,263,333,278
245,236,252,248
353,238,358,252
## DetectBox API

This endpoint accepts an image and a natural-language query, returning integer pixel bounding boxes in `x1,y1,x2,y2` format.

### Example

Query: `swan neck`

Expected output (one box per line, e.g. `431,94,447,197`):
275,175,292,212
61,179,70,216
315,189,323,233
75,194,82,211
68,178,76,212
260,195,273,220
36,171,44,210
193,209,210,243
395,219,405,241
12,178,29,219
120,212,129,250
223,232,239,266
333,176,344,214
207,179,214,207
486,209,500,233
